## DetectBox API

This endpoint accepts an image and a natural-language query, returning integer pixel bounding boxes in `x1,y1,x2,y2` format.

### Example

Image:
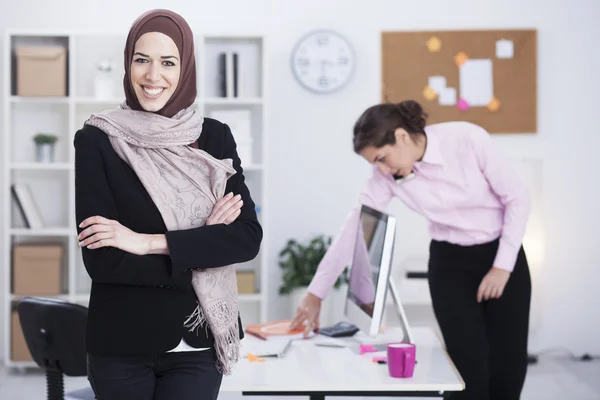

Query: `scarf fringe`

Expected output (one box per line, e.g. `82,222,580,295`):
184,304,240,375
183,304,205,333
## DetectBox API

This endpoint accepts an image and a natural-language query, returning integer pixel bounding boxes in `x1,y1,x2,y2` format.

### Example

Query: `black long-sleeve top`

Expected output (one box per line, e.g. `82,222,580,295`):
74,117,262,355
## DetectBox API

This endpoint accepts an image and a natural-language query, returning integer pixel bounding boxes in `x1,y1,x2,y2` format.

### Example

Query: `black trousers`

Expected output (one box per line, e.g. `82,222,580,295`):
87,348,223,400
428,239,531,400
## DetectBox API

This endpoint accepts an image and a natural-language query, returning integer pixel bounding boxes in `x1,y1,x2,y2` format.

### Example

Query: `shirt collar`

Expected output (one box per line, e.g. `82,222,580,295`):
417,129,444,166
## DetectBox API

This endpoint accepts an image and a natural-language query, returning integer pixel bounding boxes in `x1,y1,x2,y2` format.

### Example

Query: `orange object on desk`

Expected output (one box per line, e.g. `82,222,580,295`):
247,353,266,362
244,320,306,340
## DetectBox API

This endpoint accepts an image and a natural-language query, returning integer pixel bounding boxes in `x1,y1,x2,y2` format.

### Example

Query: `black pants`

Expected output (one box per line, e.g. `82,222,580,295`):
87,348,223,400
428,239,531,400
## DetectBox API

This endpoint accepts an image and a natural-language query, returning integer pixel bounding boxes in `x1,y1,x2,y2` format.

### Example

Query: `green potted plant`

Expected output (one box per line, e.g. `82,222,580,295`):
279,235,349,325
33,133,58,163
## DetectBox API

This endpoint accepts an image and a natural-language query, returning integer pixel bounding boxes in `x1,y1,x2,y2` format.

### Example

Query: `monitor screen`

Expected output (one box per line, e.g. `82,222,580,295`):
345,205,395,336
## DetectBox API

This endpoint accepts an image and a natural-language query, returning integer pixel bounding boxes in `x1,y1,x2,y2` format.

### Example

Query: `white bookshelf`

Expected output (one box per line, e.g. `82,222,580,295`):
2,30,269,368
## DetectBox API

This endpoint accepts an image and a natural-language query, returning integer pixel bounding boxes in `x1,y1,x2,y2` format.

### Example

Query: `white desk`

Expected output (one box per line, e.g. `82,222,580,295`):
221,327,464,399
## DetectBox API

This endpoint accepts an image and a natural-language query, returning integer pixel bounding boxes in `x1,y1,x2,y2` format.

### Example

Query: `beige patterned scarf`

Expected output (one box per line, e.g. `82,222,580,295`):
85,103,240,374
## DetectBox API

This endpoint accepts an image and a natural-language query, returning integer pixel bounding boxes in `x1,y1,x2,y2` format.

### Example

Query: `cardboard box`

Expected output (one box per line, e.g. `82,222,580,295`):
11,311,32,361
15,46,67,97
13,245,63,295
236,271,255,294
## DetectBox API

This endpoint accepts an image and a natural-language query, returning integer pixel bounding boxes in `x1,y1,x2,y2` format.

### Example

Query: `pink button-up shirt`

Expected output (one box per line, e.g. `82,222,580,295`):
308,121,531,299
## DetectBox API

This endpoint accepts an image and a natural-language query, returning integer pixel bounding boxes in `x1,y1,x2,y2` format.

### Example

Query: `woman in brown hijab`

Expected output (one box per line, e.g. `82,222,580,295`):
74,9,262,399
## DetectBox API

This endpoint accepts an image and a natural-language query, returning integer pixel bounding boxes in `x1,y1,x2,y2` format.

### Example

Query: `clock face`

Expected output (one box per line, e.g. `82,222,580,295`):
291,30,355,94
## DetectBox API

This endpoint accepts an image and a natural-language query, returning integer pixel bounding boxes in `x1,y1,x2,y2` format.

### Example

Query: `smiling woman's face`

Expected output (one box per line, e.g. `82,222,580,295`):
130,32,181,112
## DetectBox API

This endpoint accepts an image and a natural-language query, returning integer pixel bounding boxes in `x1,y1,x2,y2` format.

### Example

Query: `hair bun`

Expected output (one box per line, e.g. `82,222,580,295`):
396,100,428,132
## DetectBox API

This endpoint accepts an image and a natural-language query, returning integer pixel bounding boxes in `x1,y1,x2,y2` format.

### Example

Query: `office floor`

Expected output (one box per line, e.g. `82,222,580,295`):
0,356,599,400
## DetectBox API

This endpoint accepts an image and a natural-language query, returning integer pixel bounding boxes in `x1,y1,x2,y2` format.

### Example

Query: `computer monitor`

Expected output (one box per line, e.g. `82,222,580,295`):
344,204,413,343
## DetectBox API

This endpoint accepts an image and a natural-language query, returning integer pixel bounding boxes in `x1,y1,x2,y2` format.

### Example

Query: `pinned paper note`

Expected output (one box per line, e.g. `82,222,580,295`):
439,87,457,106
457,99,469,111
454,51,469,67
426,36,442,52
496,39,514,59
488,96,500,112
459,59,494,107
428,76,446,94
422,85,437,101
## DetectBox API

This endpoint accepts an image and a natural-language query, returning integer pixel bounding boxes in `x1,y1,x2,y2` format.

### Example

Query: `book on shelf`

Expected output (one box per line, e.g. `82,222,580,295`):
11,183,44,229
218,51,240,98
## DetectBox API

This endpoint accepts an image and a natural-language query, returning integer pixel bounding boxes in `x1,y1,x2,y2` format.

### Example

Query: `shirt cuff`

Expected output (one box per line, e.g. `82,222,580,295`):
307,276,333,300
492,240,519,273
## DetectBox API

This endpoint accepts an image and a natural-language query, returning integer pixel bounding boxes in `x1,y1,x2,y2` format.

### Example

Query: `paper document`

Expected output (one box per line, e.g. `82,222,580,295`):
428,76,446,94
439,87,457,106
496,39,514,59
459,59,494,107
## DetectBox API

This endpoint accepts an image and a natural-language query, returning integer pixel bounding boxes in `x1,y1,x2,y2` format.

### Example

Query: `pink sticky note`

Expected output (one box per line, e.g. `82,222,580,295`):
457,99,469,111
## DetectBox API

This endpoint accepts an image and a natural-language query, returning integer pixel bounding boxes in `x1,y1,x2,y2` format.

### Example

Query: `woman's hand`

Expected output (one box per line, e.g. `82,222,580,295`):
78,216,151,255
207,192,243,226
477,267,511,303
289,292,322,337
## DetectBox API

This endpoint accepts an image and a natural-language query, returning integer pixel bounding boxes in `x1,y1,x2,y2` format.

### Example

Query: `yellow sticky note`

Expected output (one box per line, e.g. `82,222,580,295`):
454,51,469,67
426,36,442,52
488,97,500,112
423,86,437,101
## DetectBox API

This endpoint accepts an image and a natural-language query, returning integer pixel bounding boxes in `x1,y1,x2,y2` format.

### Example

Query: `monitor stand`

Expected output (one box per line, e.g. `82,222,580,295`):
350,277,414,346
387,276,414,344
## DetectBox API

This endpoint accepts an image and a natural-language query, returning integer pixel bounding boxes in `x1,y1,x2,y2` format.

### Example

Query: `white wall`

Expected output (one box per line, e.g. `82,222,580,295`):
1,0,599,362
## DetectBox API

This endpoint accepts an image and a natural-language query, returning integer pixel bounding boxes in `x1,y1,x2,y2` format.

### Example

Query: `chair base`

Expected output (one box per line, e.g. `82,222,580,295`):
46,367,65,400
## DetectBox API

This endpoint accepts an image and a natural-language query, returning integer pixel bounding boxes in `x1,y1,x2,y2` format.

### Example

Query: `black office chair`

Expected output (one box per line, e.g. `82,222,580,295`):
18,297,95,400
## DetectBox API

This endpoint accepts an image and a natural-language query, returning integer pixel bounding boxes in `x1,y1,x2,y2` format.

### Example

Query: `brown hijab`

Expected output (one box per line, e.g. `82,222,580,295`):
123,9,196,118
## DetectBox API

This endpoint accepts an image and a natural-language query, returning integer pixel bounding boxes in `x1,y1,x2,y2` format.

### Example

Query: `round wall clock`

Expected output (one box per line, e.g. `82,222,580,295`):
291,30,355,94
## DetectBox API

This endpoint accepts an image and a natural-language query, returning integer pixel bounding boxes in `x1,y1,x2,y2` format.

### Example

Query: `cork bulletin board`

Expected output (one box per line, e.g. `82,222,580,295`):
381,29,537,133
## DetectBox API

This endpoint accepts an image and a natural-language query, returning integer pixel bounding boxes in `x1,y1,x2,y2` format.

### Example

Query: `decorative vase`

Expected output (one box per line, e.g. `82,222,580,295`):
94,74,116,100
36,143,55,163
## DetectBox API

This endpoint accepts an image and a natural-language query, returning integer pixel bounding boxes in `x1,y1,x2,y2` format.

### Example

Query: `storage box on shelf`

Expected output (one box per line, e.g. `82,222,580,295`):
11,310,32,362
3,30,268,368
11,34,69,98
13,244,65,296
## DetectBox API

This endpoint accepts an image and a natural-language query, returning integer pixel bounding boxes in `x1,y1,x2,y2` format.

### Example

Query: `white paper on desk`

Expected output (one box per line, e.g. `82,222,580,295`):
459,59,494,107
438,87,456,106
428,76,446,94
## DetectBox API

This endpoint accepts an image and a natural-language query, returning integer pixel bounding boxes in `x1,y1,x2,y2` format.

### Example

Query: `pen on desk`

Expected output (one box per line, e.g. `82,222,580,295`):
246,331,267,340
315,342,346,348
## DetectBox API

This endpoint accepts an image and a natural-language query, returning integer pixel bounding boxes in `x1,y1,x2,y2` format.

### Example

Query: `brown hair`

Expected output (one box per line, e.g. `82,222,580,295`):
352,100,428,153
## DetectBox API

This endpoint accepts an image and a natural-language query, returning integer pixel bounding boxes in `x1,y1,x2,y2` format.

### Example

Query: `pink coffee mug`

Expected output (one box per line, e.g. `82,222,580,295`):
387,342,416,378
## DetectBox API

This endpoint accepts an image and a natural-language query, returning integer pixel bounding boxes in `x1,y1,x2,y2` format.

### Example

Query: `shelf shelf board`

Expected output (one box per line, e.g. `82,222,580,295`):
239,293,262,302
10,228,75,237
75,97,124,105
10,162,73,171
203,97,263,105
9,96,69,104
5,360,38,369
71,294,90,303
9,292,259,303
9,294,70,302
243,164,263,171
